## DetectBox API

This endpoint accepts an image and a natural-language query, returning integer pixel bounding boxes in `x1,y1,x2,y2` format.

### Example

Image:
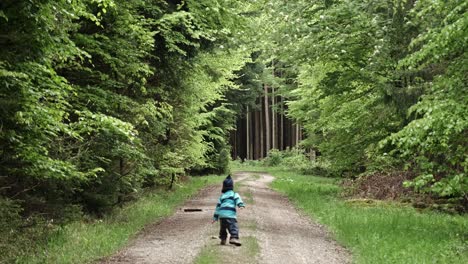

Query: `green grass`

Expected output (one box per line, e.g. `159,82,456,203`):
194,236,260,264
194,246,219,264
235,167,468,264
230,161,267,173
244,236,260,257
242,219,258,231
17,175,221,264
240,187,254,204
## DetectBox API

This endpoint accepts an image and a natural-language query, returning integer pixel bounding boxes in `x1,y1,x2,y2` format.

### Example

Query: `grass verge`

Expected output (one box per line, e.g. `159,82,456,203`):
235,167,468,264
240,187,254,205
194,236,259,264
16,175,221,264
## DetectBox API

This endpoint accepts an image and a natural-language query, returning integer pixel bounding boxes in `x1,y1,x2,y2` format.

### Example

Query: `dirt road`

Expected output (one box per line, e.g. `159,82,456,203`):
101,172,350,264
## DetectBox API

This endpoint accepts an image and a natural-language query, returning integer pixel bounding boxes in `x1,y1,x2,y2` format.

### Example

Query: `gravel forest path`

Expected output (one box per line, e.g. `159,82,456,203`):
100,172,350,264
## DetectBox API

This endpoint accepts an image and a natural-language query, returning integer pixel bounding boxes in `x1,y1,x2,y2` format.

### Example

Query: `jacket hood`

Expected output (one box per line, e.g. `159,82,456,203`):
222,174,234,193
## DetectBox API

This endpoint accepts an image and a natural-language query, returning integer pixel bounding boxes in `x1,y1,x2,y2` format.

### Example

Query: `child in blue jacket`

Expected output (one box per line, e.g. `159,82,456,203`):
212,175,245,246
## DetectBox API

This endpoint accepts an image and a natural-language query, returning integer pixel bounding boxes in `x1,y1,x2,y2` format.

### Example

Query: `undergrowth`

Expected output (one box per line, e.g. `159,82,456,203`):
10,175,220,264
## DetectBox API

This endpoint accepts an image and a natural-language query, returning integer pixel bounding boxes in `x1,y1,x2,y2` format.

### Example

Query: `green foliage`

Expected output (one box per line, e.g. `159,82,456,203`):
15,175,221,264
379,0,468,199
277,0,407,176
0,198,59,263
255,0,467,201
263,148,331,176
264,149,282,166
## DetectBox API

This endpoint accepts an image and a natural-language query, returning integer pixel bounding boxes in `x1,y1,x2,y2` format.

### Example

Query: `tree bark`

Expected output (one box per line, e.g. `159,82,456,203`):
272,86,276,150
260,98,264,158
246,106,250,160
230,130,235,159
264,85,270,154
254,109,260,159
280,96,284,150
289,120,296,148
295,123,300,147
249,110,254,160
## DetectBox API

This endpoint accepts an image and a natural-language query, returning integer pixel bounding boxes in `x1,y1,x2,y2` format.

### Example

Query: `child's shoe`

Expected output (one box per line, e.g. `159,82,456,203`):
229,238,242,246
220,240,226,245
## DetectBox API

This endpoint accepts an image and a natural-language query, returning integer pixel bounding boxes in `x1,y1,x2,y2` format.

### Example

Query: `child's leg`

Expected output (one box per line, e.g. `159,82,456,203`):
226,218,241,246
219,218,228,241
226,218,239,239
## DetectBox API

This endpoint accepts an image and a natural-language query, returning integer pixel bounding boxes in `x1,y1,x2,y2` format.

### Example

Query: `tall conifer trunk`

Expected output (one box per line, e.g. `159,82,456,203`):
280,96,284,150
260,98,264,158
271,63,276,150
264,85,270,153
246,106,250,160
272,86,276,150
254,109,260,159
295,123,300,147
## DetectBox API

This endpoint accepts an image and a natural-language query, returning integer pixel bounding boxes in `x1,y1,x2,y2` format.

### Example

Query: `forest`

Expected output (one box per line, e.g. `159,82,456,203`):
0,0,466,262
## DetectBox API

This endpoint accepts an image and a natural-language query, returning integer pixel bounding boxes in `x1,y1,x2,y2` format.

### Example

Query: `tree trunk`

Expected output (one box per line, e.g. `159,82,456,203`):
246,106,250,160
234,128,238,159
272,86,276,150
249,110,254,160
295,123,300,147
254,109,260,159
264,85,270,154
230,130,235,159
291,121,296,147
299,125,303,143
260,99,264,158
280,96,284,150
169,173,175,190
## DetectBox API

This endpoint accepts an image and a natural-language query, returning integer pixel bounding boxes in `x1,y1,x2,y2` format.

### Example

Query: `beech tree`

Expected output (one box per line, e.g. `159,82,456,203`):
250,0,467,201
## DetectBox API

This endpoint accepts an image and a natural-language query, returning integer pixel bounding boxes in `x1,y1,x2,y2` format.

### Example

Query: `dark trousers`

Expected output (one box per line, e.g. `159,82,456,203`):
219,218,239,240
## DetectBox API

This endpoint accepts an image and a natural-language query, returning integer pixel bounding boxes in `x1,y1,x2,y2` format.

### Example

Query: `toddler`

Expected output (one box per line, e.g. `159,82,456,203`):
212,175,245,246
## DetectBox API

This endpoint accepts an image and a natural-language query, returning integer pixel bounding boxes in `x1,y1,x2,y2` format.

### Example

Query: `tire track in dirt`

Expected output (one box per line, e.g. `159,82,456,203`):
242,172,350,264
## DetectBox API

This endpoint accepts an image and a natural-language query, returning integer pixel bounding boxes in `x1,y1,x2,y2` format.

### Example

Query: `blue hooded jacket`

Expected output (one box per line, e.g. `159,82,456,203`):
213,175,245,220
